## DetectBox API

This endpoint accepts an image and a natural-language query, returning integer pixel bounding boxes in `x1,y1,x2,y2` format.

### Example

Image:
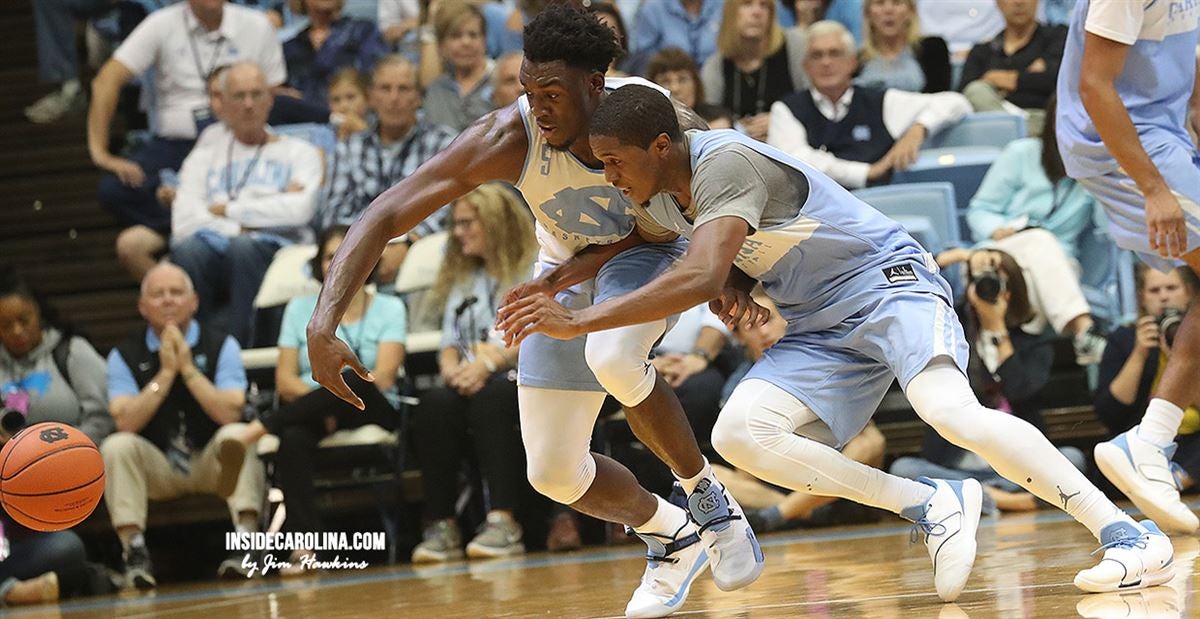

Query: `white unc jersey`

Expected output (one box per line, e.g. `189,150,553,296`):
515,77,673,264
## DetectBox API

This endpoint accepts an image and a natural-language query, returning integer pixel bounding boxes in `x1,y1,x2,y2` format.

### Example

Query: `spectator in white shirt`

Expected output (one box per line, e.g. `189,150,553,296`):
767,20,969,189
378,0,420,45
168,62,323,346
89,0,287,249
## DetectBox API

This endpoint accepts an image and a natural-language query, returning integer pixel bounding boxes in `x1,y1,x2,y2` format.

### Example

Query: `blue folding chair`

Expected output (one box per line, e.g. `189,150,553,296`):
853,182,960,254
924,112,1026,150
891,147,1001,240
272,123,338,155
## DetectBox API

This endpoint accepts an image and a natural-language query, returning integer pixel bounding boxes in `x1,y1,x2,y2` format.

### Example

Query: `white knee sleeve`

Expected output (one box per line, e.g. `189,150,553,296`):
584,320,668,407
518,386,607,504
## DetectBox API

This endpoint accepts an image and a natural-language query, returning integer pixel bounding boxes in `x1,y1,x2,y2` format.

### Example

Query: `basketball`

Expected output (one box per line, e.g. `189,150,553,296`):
0,422,105,532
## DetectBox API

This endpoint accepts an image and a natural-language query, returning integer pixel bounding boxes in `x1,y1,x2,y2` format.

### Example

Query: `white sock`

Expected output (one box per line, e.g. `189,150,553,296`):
1138,399,1185,448
634,495,690,537
674,458,715,494
61,79,80,96
907,361,1134,540
125,531,146,552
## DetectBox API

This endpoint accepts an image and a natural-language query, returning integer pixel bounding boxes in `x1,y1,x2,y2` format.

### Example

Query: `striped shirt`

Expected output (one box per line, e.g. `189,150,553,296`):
318,117,456,236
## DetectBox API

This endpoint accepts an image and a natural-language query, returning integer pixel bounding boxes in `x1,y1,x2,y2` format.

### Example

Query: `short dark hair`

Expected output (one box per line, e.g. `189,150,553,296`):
693,103,732,125
523,2,621,74
311,225,352,283
592,84,681,148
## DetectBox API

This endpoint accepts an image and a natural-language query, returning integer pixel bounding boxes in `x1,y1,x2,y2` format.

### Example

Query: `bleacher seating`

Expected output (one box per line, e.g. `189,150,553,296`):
854,182,961,254
891,146,1001,240
924,112,1026,151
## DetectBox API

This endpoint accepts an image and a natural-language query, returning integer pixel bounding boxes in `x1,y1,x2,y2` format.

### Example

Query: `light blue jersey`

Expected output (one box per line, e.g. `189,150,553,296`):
1056,0,1200,179
643,129,950,331
640,129,968,446
1056,0,1200,270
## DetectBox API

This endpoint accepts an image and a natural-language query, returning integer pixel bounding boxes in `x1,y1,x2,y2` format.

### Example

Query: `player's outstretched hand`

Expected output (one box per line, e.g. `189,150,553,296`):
306,329,373,410
1146,190,1188,258
710,287,770,330
496,294,583,346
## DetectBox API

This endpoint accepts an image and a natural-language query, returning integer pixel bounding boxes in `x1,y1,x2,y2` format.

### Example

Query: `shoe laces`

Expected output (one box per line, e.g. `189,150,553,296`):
1092,532,1149,555
909,517,948,544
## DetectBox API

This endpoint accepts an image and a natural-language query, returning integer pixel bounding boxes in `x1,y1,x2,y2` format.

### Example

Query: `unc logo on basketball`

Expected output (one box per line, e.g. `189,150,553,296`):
39,427,69,443
537,186,633,240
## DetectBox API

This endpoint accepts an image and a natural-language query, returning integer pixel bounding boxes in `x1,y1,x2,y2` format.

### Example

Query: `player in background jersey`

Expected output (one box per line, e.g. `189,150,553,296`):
498,85,1176,599
1057,0,1200,535
305,6,762,617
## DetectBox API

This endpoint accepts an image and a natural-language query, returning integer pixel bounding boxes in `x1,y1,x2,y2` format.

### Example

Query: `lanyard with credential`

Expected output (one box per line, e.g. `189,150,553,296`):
184,12,226,81
373,131,419,189
226,137,266,201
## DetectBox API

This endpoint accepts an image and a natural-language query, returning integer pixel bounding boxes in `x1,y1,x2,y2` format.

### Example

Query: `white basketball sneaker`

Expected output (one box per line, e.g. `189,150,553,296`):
625,522,710,618
685,479,765,591
1075,520,1174,593
1094,428,1198,534
1076,587,1181,619
901,477,982,602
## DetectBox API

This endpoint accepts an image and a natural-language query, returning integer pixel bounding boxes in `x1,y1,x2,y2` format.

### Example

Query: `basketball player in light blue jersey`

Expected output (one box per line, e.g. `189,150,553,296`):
305,6,762,618
498,85,1176,599
1057,0,1200,538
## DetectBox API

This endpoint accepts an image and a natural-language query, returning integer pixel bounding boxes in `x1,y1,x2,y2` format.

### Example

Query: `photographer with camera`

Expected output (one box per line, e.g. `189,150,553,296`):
0,266,116,607
891,249,1087,512
0,266,112,447
1095,264,1200,490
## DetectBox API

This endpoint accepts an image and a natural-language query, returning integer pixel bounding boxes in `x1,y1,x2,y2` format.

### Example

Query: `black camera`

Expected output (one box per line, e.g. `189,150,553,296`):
1158,308,1185,350
0,390,30,434
972,268,1006,303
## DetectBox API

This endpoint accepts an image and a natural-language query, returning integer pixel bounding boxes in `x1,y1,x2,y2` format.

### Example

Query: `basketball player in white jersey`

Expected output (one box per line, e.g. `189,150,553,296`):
498,85,1176,599
305,6,762,617
1057,0,1200,536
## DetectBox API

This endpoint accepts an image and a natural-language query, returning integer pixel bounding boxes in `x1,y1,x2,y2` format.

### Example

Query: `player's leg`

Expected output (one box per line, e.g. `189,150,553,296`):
711,377,979,602
517,385,708,618
1079,154,1200,533
588,241,763,591
906,359,1174,592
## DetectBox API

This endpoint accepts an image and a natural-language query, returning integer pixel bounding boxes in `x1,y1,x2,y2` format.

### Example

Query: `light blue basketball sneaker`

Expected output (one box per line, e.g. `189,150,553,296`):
901,477,982,602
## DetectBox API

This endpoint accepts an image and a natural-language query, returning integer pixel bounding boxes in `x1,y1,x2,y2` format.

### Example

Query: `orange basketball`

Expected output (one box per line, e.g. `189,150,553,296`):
0,422,105,531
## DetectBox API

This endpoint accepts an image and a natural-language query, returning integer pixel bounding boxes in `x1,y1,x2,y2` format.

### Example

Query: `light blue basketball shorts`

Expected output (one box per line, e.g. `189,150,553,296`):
742,288,970,448
517,239,687,392
1078,140,1200,272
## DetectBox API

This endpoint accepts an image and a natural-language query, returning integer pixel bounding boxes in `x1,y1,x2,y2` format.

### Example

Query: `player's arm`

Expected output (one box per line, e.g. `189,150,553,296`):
1079,31,1187,257
498,217,749,342
307,105,528,407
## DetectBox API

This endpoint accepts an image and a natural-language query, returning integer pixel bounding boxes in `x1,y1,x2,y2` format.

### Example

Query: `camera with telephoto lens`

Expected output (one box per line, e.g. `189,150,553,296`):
0,390,30,435
972,268,1006,304
1158,307,1185,350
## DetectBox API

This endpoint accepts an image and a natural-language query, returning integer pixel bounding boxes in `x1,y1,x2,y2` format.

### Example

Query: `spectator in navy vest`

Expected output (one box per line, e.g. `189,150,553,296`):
88,0,287,241
168,62,323,346
102,263,265,588
281,0,387,110
856,0,950,93
700,0,808,142
419,1,494,133
957,0,1065,136
630,0,723,69
767,20,969,189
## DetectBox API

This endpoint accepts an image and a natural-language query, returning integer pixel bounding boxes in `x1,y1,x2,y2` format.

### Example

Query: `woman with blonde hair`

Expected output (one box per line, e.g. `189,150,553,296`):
700,0,808,141
857,0,950,93
410,183,539,563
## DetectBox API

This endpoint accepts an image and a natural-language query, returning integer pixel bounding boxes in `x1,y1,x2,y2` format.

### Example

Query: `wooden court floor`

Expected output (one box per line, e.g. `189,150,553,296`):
8,508,1199,619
